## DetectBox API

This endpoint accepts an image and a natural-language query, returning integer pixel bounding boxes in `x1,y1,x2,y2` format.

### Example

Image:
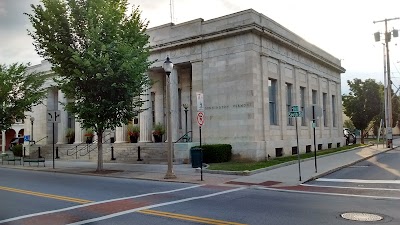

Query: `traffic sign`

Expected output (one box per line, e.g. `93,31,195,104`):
288,111,303,118
196,92,204,112
197,112,205,126
47,110,61,123
24,135,30,142
291,105,300,112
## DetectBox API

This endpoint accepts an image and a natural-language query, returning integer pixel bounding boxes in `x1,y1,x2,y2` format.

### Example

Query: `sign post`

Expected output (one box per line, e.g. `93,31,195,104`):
196,92,204,181
289,105,303,181
305,105,322,173
47,110,61,169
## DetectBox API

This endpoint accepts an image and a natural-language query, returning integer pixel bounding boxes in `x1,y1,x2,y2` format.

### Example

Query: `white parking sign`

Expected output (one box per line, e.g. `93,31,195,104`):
196,92,204,112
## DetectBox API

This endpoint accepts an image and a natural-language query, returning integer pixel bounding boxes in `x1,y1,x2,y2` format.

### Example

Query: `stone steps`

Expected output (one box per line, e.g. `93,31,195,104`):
30,142,170,163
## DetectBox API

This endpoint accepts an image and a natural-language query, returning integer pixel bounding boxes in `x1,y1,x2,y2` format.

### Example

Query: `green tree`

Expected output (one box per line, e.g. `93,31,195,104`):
343,119,355,132
391,93,400,127
0,63,48,132
343,78,381,144
26,0,151,171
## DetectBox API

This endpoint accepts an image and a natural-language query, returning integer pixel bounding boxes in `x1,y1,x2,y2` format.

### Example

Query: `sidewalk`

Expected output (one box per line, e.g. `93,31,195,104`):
229,144,393,187
0,144,394,187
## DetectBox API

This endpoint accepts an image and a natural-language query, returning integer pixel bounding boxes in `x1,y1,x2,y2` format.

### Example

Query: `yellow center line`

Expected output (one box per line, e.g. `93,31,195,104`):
139,209,246,225
0,186,93,204
0,186,246,225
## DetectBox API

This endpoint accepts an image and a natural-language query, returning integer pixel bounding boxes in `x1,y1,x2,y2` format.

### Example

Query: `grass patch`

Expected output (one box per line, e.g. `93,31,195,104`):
363,138,384,144
207,144,364,171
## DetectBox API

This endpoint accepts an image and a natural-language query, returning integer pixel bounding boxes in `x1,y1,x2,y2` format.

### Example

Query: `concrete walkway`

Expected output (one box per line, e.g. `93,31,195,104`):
230,144,393,187
0,142,396,187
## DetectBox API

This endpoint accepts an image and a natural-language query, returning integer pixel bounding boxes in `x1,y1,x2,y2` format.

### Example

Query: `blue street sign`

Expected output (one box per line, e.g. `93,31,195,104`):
24,135,30,142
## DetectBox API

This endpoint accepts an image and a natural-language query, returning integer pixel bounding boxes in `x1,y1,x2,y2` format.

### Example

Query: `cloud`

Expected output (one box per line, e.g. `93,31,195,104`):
0,1,6,16
0,0,41,65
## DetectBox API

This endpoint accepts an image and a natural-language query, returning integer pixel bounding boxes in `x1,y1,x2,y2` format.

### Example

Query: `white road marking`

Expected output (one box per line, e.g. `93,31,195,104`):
67,187,246,225
0,185,202,224
316,178,400,184
302,183,400,192
256,186,400,200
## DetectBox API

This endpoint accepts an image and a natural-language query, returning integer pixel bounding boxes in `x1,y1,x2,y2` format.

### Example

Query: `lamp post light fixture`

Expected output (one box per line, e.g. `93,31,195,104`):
163,56,176,179
30,116,35,142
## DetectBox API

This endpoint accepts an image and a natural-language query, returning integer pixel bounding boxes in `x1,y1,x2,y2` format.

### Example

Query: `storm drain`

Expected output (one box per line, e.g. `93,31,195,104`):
341,212,383,222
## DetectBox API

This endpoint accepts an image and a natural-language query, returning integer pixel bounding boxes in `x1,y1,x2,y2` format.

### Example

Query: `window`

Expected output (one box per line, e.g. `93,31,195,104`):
332,95,336,127
292,146,297,155
322,93,327,127
275,148,283,157
312,90,318,127
269,79,278,125
178,88,182,129
68,118,72,129
151,92,155,126
286,83,293,126
300,87,306,126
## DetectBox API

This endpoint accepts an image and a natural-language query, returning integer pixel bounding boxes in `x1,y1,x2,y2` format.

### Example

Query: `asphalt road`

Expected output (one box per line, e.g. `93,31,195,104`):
307,149,400,192
1,167,400,224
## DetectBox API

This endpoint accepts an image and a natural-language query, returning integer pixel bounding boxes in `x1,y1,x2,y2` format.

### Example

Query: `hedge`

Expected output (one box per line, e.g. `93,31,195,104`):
11,144,23,157
191,144,232,163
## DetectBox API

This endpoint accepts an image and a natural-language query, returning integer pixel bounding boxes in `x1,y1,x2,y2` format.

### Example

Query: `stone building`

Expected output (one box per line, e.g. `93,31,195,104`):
1,9,345,162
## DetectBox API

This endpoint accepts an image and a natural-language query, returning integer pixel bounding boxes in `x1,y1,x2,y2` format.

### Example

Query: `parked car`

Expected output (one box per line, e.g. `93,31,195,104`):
343,128,356,145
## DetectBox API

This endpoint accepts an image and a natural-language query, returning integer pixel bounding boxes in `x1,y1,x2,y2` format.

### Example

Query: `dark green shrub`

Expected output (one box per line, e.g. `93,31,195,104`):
191,144,232,163
11,144,23,157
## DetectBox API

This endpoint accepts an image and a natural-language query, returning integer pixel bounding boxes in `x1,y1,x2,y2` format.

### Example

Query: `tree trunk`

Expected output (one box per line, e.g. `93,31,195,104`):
360,129,364,144
96,131,103,171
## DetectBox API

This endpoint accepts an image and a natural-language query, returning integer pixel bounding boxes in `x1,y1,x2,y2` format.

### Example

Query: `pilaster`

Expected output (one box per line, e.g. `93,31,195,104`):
190,60,203,142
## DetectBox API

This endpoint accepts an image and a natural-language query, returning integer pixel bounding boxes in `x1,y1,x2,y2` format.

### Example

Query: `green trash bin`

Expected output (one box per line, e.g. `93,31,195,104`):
191,148,203,168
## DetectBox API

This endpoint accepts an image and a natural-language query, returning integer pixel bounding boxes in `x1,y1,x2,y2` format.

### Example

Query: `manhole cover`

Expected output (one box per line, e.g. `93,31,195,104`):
341,212,383,222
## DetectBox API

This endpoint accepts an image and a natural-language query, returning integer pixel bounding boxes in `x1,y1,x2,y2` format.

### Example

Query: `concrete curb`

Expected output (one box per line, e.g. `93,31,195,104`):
203,144,373,176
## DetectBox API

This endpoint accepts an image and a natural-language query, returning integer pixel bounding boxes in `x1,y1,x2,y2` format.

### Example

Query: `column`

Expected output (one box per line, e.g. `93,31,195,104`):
170,68,179,141
1,130,5,153
115,125,127,143
74,120,83,144
140,86,152,142
57,90,68,144
46,88,57,144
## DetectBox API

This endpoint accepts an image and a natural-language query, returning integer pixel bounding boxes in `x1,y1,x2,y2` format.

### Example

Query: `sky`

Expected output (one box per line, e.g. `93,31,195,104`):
1,0,400,94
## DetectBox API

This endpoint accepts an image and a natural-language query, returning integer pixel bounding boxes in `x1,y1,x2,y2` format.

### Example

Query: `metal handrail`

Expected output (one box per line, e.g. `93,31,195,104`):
30,136,48,146
174,131,192,143
66,132,112,157
79,134,113,157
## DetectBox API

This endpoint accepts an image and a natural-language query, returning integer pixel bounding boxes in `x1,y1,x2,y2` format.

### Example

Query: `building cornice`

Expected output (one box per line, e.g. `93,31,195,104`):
149,10,345,74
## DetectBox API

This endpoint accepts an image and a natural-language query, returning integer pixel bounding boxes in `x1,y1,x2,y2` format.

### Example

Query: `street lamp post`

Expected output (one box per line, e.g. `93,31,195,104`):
30,117,35,143
163,56,177,179
183,104,189,142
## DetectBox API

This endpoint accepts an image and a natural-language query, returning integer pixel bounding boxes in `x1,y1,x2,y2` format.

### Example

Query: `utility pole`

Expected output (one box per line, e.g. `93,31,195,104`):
374,17,399,149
